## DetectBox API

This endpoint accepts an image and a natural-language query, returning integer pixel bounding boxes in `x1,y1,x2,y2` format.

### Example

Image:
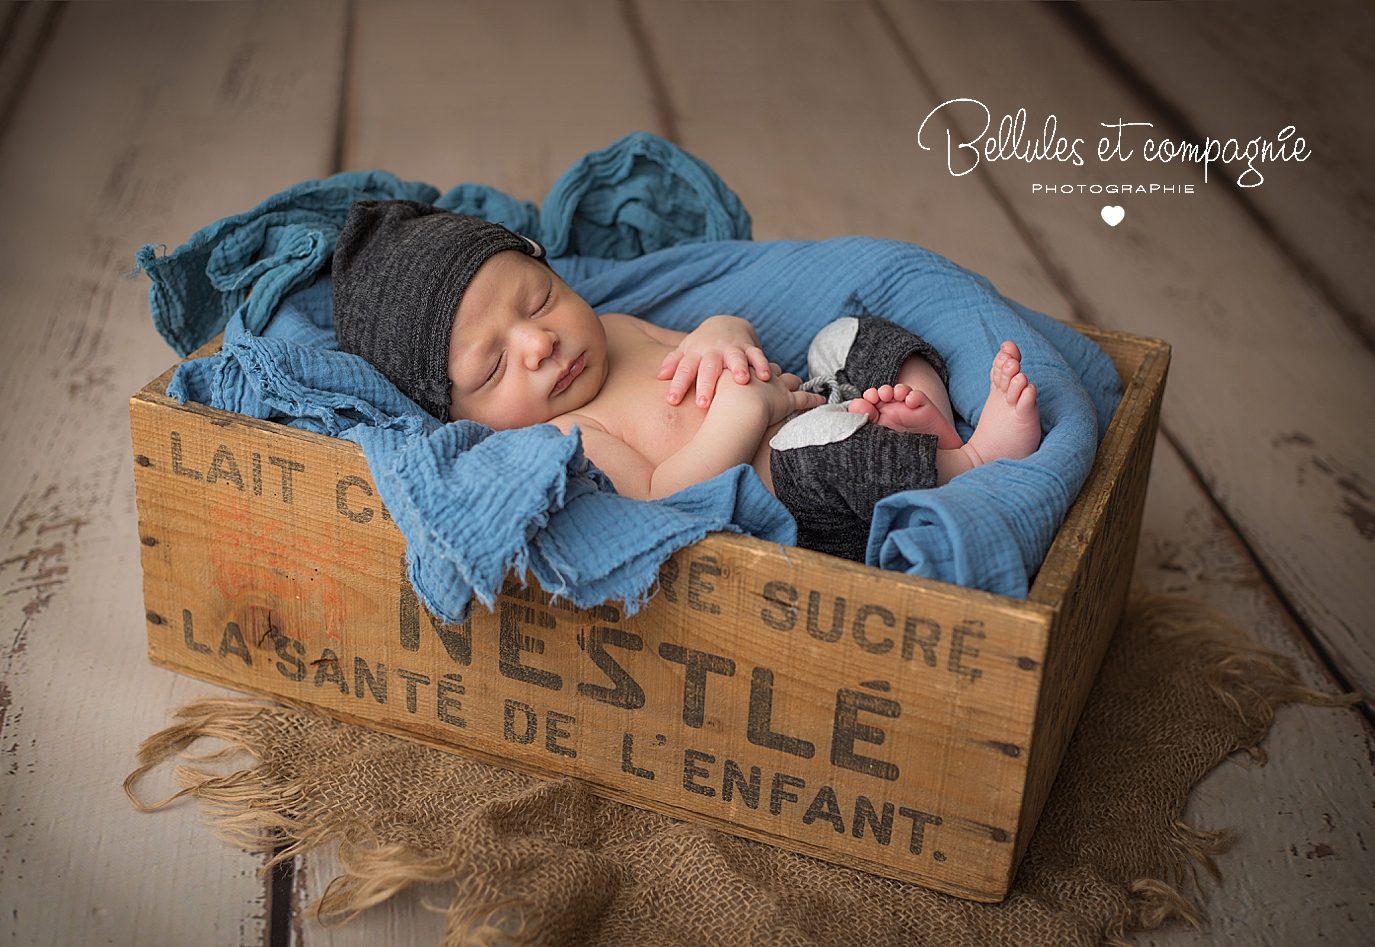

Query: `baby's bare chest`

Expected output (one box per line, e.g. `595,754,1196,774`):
582,326,707,466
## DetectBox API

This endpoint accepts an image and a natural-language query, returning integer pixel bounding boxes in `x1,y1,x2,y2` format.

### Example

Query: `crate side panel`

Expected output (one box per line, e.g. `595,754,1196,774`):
1015,345,1170,865
1031,336,1167,602
1071,323,1158,382
129,391,1049,901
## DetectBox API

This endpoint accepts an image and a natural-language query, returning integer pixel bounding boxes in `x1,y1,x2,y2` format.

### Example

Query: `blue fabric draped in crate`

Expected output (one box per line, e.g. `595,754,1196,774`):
138,132,749,357
140,132,1122,624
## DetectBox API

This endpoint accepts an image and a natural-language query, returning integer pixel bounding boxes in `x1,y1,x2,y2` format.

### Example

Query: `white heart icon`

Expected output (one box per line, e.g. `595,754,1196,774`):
1101,205,1125,227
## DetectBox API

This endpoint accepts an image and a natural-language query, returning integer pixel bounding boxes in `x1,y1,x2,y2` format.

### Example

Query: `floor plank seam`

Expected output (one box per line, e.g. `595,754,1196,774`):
620,0,679,144
0,2,62,149
329,0,355,175
268,845,294,947
1153,429,1374,728
1052,3,1374,357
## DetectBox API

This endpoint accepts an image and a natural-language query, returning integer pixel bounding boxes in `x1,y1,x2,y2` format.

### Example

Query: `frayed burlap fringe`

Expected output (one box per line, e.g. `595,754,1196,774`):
125,595,1360,946
123,697,461,927
1083,596,1357,947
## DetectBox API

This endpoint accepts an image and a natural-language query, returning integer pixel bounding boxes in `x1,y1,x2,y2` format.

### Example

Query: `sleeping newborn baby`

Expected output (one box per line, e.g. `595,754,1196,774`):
332,201,1041,562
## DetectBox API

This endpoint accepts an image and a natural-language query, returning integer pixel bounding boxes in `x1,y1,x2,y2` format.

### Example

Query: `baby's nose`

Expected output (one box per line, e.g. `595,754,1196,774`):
519,325,557,368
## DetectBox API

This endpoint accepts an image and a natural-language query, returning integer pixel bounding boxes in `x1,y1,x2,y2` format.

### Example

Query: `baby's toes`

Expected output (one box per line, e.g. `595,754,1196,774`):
893,383,911,399
862,387,882,404
848,397,879,421
991,356,1012,392
1006,372,1028,405
903,389,929,409
990,352,1006,383
1016,381,1038,413
877,384,896,402
1003,355,1021,385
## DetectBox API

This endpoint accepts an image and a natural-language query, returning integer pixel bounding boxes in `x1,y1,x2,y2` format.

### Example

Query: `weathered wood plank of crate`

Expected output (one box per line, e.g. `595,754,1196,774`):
879,0,1375,703
0,2,345,946
1017,328,1168,865
126,388,994,900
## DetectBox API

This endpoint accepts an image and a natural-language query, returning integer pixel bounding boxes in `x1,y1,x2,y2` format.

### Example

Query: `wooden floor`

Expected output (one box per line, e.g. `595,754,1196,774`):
1,2,1370,944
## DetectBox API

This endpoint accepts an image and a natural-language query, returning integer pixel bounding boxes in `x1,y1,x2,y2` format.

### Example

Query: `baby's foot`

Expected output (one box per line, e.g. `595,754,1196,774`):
962,341,1041,468
847,384,963,449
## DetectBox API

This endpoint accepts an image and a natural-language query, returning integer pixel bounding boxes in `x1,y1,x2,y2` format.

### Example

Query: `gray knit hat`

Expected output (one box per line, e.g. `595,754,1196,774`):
332,200,548,422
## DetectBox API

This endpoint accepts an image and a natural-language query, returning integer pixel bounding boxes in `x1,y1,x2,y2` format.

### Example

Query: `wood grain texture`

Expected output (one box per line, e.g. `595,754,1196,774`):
137,365,1124,900
0,3,344,945
1081,1,1375,343
1017,335,1168,869
879,0,1375,701
3,1,1363,943
1130,444,1375,946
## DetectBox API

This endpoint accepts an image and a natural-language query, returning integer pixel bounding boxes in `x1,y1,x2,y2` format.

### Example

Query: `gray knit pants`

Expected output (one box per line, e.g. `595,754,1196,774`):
769,316,948,563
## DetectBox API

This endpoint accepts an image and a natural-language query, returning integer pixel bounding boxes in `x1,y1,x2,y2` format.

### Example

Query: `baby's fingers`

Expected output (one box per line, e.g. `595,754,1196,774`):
792,390,826,412
694,353,723,406
666,354,700,405
658,350,683,382
746,346,770,381
724,349,752,384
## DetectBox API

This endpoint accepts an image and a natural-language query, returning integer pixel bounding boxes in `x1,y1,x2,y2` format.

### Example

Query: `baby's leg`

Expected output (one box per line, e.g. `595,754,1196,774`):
846,350,962,449
769,404,939,562
935,341,1041,483
807,316,962,447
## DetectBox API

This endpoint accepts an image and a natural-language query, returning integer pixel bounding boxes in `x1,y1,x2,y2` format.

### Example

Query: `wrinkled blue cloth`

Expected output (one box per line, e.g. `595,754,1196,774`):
139,132,750,357
143,132,1122,623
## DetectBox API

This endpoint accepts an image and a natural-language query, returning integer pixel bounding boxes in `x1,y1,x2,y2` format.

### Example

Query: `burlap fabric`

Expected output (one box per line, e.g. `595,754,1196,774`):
125,595,1355,946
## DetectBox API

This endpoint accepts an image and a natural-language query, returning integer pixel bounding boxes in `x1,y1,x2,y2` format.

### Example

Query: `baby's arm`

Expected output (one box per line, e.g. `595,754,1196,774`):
646,385,771,498
562,376,818,500
565,391,768,501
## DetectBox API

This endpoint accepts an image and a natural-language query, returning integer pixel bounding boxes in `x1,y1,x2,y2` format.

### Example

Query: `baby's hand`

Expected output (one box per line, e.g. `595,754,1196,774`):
716,362,826,426
760,366,826,425
658,315,771,407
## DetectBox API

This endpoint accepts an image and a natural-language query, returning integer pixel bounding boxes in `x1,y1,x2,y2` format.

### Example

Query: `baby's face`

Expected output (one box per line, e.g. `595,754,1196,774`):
447,250,608,429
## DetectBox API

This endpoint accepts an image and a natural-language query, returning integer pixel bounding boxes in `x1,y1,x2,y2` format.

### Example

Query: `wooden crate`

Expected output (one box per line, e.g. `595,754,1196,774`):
128,324,1168,902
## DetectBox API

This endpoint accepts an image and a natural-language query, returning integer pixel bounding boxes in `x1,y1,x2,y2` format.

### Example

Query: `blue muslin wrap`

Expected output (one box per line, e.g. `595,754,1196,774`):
138,132,1122,623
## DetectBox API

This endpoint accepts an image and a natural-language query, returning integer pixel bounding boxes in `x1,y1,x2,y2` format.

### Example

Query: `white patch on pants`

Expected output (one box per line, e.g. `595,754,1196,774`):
769,402,867,451
806,316,860,378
